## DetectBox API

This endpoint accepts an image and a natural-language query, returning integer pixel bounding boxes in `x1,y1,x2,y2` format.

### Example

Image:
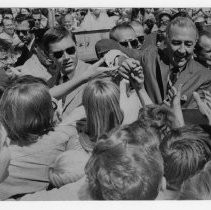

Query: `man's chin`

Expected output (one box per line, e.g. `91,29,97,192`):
173,57,188,68
62,66,76,76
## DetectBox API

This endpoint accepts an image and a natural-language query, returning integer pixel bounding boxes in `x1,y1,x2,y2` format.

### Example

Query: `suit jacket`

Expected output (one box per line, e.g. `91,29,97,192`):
99,39,211,108
62,60,91,118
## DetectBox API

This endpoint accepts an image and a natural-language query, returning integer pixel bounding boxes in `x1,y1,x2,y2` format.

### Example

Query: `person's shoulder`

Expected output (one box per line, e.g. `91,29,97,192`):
141,45,158,58
0,32,9,39
20,176,88,200
190,59,211,75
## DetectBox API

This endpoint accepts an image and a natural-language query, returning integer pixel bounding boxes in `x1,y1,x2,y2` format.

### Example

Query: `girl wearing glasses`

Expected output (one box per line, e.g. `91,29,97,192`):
0,77,82,200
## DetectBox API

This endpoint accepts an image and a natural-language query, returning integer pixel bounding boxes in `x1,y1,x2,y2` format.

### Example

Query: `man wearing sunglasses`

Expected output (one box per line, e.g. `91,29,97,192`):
98,16,211,109
42,26,106,116
15,14,35,66
129,21,145,50
110,23,142,50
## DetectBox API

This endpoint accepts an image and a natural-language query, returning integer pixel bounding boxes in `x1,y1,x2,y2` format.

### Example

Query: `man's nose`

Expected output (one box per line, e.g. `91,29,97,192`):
178,43,186,54
62,51,71,60
19,32,24,37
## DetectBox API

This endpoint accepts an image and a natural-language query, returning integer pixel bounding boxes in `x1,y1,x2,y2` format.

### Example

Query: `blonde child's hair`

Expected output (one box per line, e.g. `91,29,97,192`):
49,150,89,188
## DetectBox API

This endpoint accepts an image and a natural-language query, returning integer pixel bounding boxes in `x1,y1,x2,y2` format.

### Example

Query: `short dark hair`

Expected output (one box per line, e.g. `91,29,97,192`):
15,14,35,30
160,125,211,189
138,104,176,140
121,119,160,153
85,125,164,200
42,26,76,53
32,8,41,15
11,75,48,86
171,12,191,20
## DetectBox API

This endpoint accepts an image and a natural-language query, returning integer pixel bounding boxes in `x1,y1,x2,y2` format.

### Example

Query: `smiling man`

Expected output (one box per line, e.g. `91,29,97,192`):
99,16,211,108
0,18,22,47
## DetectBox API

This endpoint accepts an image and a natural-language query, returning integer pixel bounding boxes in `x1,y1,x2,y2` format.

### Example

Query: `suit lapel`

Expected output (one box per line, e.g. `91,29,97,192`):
157,49,170,99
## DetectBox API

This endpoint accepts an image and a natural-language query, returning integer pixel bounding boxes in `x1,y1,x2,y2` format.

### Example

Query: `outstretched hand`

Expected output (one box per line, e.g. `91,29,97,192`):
80,58,119,81
120,79,141,125
164,84,185,127
193,91,211,125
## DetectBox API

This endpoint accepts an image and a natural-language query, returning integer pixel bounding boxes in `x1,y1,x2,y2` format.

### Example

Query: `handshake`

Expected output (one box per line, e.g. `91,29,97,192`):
103,50,144,89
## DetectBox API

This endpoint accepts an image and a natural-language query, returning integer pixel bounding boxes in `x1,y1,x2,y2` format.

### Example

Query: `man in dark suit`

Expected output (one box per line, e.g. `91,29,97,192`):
97,16,211,109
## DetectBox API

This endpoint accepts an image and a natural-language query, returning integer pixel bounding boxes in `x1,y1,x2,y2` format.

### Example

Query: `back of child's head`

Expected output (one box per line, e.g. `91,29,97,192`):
0,79,55,146
82,78,123,141
11,75,48,86
138,104,176,140
179,160,211,200
49,150,89,188
85,125,164,200
121,119,160,153
160,124,211,190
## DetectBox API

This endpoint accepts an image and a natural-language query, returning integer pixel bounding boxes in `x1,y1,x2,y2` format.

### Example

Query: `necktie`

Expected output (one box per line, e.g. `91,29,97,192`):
63,75,69,83
166,67,179,94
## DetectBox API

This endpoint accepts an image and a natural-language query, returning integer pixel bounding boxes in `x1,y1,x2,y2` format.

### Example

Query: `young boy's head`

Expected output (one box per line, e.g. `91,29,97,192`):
85,124,164,200
138,104,176,140
160,125,211,190
179,160,211,200
49,150,88,188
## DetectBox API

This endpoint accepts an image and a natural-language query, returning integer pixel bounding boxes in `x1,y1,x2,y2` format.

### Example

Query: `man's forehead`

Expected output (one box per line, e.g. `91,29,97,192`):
64,15,74,21
168,25,197,40
16,20,30,29
49,35,75,51
116,29,136,41
3,19,13,25
32,14,41,18
131,24,144,35
161,15,170,20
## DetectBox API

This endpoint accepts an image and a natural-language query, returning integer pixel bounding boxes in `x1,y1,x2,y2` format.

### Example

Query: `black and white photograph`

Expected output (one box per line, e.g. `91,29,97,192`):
1,1,211,204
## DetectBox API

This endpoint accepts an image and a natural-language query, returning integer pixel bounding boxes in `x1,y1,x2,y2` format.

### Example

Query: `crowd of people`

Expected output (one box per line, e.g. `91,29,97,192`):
1,7,211,201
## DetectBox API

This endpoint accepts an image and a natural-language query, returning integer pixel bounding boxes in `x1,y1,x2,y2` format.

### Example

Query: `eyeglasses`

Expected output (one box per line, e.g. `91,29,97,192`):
137,36,145,44
160,20,170,26
119,39,139,49
34,18,41,21
16,30,29,36
52,100,58,111
51,46,76,59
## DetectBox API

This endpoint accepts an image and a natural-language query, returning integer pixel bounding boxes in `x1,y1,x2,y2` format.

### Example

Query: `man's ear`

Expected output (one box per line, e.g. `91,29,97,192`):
160,176,167,192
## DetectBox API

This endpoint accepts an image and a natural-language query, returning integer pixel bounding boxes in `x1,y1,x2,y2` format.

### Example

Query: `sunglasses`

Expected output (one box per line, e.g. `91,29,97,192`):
137,36,145,44
160,20,170,26
52,46,76,59
119,39,139,49
16,30,29,36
